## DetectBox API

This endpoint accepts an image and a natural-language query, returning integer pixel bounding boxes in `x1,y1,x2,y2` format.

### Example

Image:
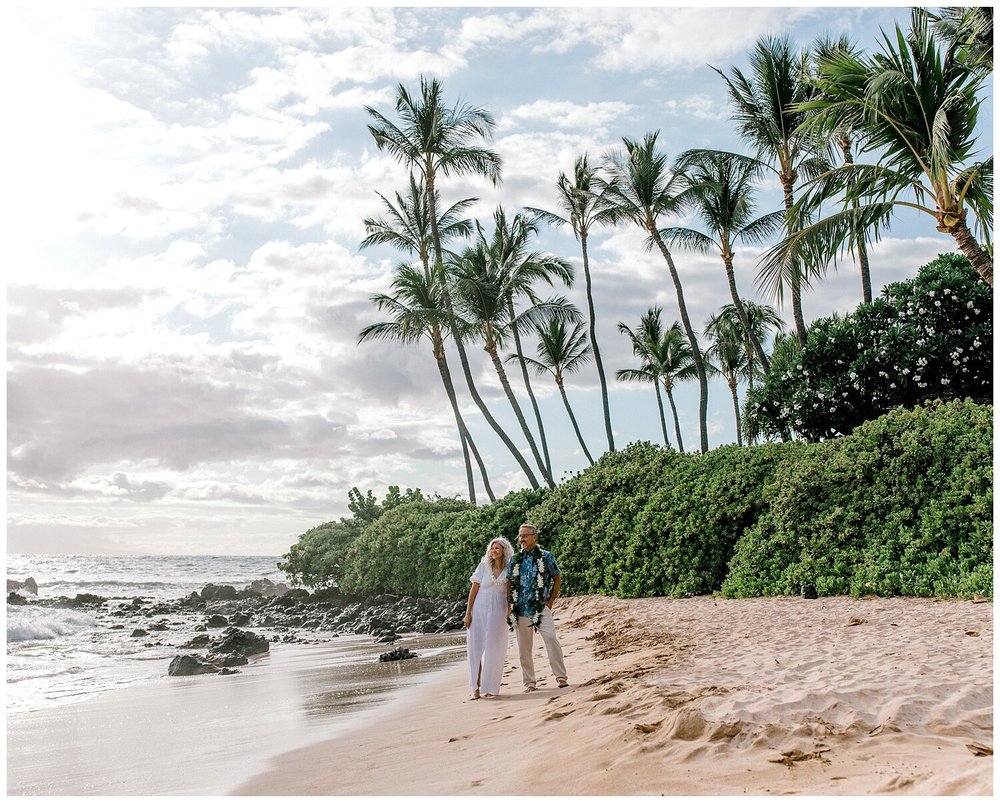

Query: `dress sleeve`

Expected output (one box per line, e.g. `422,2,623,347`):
469,561,484,585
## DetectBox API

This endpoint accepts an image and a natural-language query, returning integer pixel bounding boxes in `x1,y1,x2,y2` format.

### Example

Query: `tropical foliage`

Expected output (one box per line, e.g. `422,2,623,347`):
303,14,995,605
723,399,993,598
284,401,992,601
744,253,992,441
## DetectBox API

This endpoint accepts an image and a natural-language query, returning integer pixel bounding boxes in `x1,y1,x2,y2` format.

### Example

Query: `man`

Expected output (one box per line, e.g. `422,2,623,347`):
506,522,568,692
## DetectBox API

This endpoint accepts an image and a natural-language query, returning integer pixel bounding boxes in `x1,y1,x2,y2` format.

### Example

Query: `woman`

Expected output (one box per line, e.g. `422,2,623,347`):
463,536,513,699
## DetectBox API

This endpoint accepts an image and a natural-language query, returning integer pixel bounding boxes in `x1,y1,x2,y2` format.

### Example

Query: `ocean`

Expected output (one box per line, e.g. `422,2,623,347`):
6,553,288,714
6,552,468,794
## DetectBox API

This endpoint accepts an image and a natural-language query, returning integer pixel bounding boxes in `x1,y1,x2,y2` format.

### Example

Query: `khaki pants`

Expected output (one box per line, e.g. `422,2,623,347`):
515,607,567,689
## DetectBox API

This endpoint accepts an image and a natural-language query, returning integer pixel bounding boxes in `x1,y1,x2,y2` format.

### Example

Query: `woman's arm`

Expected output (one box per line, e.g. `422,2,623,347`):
463,582,480,629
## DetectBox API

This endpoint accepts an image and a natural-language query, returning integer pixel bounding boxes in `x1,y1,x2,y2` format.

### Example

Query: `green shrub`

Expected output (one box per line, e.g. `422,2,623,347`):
722,399,993,598
278,485,425,589
284,403,992,602
336,489,546,599
525,441,790,598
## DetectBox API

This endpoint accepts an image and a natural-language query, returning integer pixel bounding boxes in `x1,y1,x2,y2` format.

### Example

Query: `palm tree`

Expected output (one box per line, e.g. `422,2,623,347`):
526,155,617,452
712,300,785,392
808,36,875,304
358,264,496,504
481,207,574,480
704,311,752,446
515,317,596,466
617,308,697,452
366,75,502,273
714,36,831,345
667,148,785,373
360,174,475,281
365,77,546,486
929,6,992,74
598,132,710,453
783,10,993,286
359,177,488,504
448,240,573,488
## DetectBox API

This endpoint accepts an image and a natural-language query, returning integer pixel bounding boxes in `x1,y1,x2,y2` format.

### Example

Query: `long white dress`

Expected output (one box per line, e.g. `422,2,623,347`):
466,560,509,695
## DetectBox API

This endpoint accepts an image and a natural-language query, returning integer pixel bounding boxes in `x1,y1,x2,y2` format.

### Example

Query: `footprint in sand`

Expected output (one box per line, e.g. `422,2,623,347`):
545,709,573,721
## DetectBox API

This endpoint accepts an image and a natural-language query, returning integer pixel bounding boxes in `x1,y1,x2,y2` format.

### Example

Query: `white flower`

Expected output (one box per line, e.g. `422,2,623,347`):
928,290,935,297
941,378,950,385
901,368,910,375
943,288,951,295
967,301,974,308
890,383,896,389
934,300,941,307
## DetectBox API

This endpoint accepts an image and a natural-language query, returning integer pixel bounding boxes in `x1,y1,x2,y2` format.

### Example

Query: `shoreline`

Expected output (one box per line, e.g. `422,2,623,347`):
234,594,992,796
6,633,466,795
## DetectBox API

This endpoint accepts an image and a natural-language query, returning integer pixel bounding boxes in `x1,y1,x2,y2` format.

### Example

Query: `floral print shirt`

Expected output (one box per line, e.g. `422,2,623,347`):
507,547,560,617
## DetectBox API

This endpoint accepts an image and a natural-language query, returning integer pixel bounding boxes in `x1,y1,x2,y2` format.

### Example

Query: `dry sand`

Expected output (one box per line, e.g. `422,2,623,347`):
234,594,993,796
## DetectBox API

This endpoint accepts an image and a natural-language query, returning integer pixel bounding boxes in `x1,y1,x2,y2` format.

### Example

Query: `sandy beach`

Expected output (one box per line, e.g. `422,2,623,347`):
235,594,992,796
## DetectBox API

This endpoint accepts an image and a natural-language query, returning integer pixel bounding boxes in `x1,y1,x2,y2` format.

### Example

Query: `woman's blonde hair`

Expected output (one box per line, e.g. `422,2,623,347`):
482,536,514,570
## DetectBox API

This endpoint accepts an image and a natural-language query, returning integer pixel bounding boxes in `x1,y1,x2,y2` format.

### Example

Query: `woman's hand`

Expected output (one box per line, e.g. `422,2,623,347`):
463,612,472,629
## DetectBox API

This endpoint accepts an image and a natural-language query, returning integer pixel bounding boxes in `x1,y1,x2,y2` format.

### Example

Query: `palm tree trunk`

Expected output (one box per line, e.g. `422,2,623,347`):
840,138,873,304
580,234,614,451
435,336,495,504
650,229,709,453
948,213,994,287
485,343,556,488
664,383,684,453
506,297,552,477
452,333,542,489
782,176,808,347
422,259,481,505
722,252,771,373
727,376,744,447
424,165,542,490
555,376,594,466
653,379,671,448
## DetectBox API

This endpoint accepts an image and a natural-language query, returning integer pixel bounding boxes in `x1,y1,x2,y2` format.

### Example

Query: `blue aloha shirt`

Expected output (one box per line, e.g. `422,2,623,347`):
507,547,560,617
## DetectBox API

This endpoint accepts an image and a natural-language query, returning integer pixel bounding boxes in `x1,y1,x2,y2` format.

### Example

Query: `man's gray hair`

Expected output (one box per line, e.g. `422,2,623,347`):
518,522,539,534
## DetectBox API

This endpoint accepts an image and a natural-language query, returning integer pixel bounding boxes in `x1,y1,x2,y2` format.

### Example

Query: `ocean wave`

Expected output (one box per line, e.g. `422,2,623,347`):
7,607,97,643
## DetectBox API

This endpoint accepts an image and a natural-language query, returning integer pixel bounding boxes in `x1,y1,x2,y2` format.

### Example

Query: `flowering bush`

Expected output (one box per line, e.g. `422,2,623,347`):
745,253,992,441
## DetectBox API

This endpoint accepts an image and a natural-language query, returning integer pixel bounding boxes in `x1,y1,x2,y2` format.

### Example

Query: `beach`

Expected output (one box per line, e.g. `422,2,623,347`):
236,594,992,796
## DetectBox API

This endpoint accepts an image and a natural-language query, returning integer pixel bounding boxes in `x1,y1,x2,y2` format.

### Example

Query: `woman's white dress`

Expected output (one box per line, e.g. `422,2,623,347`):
467,561,509,695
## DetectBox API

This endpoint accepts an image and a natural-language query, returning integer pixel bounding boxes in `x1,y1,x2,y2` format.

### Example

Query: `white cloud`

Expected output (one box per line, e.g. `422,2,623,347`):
500,100,636,135
529,7,819,72
663,93,729,121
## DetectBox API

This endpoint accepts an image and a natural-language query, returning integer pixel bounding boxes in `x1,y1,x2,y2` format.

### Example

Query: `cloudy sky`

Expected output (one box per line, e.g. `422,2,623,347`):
6,4,987,556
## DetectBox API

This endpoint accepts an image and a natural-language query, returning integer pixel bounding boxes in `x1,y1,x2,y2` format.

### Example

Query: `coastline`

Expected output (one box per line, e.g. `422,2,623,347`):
234,594,992,796
6,633,466,795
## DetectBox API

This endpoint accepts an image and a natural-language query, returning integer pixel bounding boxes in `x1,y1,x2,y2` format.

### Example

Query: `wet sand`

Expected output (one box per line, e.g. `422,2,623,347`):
6,632,465,795
235,595,992,796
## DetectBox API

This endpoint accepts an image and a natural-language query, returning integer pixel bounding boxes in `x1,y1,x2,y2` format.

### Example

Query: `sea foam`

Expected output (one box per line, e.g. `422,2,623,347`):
7,607,97,642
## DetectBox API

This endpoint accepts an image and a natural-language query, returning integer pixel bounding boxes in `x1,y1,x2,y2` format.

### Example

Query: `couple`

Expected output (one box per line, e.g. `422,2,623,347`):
463,523,568,699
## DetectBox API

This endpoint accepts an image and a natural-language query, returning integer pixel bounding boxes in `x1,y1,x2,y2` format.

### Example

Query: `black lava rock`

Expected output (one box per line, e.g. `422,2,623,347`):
168,654,221,676
379,646,416,662
208,627,269,658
